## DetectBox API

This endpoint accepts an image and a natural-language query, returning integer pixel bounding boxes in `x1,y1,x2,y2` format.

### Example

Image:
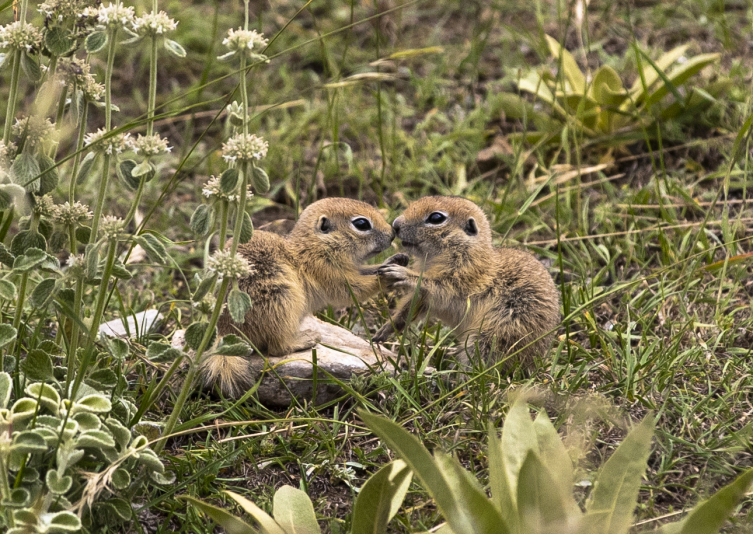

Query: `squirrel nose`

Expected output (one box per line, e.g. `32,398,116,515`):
392,216,404,237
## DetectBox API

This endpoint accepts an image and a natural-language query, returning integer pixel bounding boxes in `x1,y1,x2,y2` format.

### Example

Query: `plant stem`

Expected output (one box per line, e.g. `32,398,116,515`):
154,276,230,454
11,271,29,391
147,35,158,136
68,102,89,206
218,200,229,247
3,50,22,144
64,277,85,394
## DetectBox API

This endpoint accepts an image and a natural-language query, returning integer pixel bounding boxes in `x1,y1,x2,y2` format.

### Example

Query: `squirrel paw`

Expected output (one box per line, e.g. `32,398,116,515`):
372,324,392,343
377,264,414,290
383,253,410,267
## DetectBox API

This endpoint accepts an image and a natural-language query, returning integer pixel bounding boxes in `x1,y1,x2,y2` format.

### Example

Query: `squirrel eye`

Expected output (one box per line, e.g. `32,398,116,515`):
426,212,447,224
352,217,372,231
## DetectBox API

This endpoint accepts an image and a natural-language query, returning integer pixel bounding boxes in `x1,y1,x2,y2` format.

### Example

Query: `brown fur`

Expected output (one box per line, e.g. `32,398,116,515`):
200,198,396,397
373,196,560,369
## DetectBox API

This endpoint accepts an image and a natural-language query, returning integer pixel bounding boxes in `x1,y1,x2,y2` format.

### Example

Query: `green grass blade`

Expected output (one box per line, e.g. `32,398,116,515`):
272,486,321,534
584,416,655,534
351,460,413,534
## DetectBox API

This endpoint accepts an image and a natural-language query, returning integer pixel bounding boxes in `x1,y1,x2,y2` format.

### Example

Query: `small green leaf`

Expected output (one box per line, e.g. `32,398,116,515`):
146,342,184,363
105,417,131,449
117,159,140,190
228,288,252,323
148,469,177,485
0,324,17,350
0,242,15,267
44,511,82,531
25,381,60,410
131,160,153,177
75,429,116,448
192,273,218,302
87,368,118,389
11,398,38,420
185,321,216,350
12,430,47,453
85,242,100,279
252,166,270,193
112,468,131,490
351,460,412,534
182,495,256,534
11,231,46,257
164,38,186,57
190,204,214,236
274,486,321,534
21,51,41,81
0,371,12,409
133,422,161,441
73,393,112,414
30,278,58,309
13,247,47,272
107,337,130,360
21,349,54,381
0,188,13,209
134,234,168,264
36,153,60,195
136,447,165,473
111,259,133,280
239,211,253,244
11,152,41,193
220,168,240,195
544,34,585,93
77,151,98,185
215,341,253,357
46,469,73,495
6,487,31,508
102,498,132,520
85,31,108,53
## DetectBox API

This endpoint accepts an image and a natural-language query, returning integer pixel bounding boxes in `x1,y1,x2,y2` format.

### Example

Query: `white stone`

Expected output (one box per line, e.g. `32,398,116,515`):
99,309,162,338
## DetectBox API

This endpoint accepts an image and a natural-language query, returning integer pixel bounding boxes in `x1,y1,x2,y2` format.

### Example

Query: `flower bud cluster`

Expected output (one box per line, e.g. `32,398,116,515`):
53,201,93,226
129,134,172,157
13,116,56,149
58,57,105,101
206,249,255,279
84,128,131,155
0,21,43,52
100,215,125,240
221,133,268,164
132,10,178,37
201,175,253,204
222,28,267,54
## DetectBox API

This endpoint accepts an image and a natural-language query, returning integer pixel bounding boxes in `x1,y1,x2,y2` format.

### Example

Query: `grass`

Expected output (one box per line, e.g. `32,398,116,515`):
3,0,753,531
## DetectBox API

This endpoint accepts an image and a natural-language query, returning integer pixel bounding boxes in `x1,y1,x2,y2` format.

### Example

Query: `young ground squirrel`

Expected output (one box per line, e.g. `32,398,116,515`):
373,196,560,369
201,198,399,397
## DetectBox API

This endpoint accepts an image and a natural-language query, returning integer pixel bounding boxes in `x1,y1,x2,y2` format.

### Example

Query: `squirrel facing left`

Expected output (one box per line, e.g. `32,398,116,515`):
201,198,402,397
373,196,560,369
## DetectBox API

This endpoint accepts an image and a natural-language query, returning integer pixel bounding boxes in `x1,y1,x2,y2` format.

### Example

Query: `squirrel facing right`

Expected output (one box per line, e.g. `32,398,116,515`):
374,196,560,368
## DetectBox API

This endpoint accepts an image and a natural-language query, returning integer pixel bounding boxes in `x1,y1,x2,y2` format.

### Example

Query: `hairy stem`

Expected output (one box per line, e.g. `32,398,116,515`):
3,50,22,143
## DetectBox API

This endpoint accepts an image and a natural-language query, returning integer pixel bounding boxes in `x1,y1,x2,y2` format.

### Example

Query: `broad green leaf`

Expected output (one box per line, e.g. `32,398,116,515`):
36,153,60,195
11,398,38,420
191,204,214,236
30,277,58,308
117,159,140,190
134,233,168,264
655,468,753,534
192,273,218,302
0,187,12,209
590,65,628,106
25,381,60,410
225,490,287,534
44,511,82,531
273,486,321,534
13,248,47,272
501,399,539,506
149,469,177,485
584,416,654,534
76,151,98,184
239,211,253,243
0,371,11,408
164,38,186,57
131,160,153,177
642,54,720,108
629,44,690,94
352,459,412,534
21,51,41,81
220,168,240,194
359,411,477,534
43,27,73,55
112,468,131,490
85,31,108,53
252,166,270,193
545,34,585,94
181,495,256,534
533,410,574,507
436,450,509,534
215,341,253,357
11,152,41,192
517,451,576,534
75,429,116,448
0,324,17,349
103,498,132,520
73,393,112,414
12,430,47,453
228,288,252,323
136,448,165,473
46,469,73,495
11,230,46,257
518,71,555,105
185,321,216,350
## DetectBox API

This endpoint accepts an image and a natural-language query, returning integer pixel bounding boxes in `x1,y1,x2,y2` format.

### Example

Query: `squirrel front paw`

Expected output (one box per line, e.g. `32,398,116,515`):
383,253,410,267
377,264,415,290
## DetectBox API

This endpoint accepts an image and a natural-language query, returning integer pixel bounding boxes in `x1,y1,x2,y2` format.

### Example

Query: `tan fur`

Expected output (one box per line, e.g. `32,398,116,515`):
374,196,560,369
200,198,396,397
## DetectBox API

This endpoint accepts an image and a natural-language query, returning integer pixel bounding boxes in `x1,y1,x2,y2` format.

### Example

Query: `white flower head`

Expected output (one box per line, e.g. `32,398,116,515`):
100,215,125,240
0,21,43,52
132,10,178,37
128,134,172,157
53,201,93,226
206,249,254,279
34,194,56,217
84,128,131,155
201,174,253,204
0,141,15,170
65,254,86,278
95,3,135,29
58,57,104,101
13,116,57,149
221,133,268,164
38,0,91,22
222,28,267,53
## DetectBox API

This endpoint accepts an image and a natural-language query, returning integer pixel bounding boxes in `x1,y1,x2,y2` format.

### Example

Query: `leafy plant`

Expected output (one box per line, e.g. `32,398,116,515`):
0,368,171,533
502,36,729,144
360,396,753,534
182,460,412,533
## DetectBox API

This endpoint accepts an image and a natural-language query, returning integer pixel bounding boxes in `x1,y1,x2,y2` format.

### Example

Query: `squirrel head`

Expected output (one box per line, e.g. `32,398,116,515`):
290,198,395,262
392,196,493,267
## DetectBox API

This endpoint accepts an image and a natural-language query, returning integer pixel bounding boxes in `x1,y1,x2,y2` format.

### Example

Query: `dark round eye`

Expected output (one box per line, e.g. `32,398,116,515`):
426,212,447,224
352,217,372,231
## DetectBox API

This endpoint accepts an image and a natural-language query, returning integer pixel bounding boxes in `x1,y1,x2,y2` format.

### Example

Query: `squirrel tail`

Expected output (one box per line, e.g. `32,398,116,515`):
199,353,255,398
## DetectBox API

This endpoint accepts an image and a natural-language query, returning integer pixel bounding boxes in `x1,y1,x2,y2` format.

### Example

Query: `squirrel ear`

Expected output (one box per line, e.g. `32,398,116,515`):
317,215,331,233
465,218,478,236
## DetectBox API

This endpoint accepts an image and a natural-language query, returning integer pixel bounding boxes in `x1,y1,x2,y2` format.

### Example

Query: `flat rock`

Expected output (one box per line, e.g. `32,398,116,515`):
100,309,162,338
251,316,397,406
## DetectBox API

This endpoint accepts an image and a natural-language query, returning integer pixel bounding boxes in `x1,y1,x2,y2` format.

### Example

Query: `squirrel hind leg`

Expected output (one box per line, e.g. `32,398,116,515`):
267,329,321,356
199,353,256,398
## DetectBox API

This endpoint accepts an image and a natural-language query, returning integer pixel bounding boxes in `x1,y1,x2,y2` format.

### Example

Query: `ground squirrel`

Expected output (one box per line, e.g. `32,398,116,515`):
201,198,399,397
373,196,560,369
